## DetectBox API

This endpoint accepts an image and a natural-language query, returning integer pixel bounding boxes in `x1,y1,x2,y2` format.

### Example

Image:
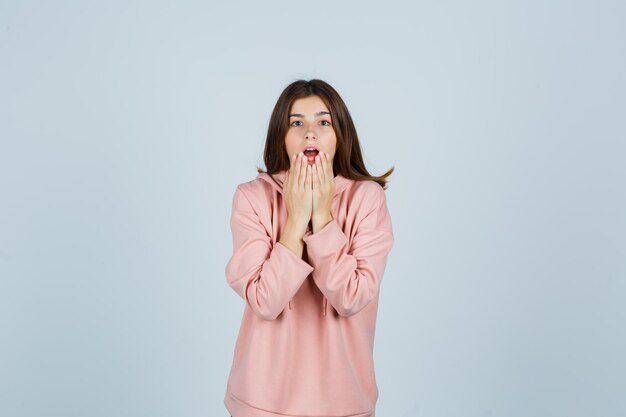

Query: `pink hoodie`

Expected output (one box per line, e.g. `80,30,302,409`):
224,169,394,417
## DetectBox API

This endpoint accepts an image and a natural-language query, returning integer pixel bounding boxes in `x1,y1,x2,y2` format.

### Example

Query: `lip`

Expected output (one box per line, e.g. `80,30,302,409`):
302,145,319,153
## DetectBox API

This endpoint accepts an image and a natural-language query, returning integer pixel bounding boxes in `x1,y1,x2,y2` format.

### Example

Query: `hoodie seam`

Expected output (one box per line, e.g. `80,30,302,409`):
236,184,263,218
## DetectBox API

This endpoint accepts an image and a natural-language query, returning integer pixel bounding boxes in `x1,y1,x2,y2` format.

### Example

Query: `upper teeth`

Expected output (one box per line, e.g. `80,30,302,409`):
306,148,317,151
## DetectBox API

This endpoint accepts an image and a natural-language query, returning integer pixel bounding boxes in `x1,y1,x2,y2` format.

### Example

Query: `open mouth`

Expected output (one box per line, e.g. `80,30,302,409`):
303,147,319,160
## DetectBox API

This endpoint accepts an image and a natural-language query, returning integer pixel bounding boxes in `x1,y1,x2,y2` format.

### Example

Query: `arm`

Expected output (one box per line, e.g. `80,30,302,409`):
303,185,394,317
225,185,314,320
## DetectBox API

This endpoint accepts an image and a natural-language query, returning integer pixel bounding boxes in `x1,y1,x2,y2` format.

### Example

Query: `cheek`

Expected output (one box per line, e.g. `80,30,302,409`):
328,135,337,153
284,135,296,155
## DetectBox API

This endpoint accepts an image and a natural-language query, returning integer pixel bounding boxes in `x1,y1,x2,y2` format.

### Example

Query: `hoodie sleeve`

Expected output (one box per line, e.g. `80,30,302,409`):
225,185,314,321
303,183,394,317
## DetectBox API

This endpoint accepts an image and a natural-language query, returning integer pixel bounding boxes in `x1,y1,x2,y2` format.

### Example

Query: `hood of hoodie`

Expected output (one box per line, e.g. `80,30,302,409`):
256,169,351,316
256,169,351,196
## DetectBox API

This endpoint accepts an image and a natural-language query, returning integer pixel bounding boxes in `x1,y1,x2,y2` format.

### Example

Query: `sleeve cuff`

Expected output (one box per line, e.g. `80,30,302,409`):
275,240,315,276
303,218,347,254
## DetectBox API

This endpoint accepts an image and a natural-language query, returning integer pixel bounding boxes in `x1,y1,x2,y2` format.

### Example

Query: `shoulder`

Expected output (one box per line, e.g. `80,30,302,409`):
235,176,266,195
352,179,385,195
349,179,387,207
231,177,275,213
348,180,393,231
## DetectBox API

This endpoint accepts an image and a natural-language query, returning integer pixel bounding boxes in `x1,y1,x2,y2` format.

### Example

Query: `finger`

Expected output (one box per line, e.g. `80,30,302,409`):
289,153,296,173
299,152,307,188
313,154,323,184
294,153,304,185
324,152,333,181
306,164,312,189
319,152,329,185
312,160,320,191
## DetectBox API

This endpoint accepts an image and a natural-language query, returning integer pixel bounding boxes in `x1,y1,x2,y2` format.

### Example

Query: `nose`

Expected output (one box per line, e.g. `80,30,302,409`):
305,126,317,140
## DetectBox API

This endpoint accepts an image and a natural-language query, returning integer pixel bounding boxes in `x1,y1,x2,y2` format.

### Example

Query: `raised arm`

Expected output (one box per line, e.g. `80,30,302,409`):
303,184,394,317
225,185,313,320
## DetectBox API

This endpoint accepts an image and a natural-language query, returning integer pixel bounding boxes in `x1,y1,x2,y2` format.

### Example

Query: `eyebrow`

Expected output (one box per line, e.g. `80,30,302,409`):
288,111,331,118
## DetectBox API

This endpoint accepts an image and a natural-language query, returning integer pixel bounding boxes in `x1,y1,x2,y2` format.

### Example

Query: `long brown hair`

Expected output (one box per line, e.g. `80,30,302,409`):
256,79,394,189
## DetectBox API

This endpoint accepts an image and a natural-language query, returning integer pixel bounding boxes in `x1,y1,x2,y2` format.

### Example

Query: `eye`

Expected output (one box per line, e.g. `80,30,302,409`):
290,120,302,127
321,120,332,126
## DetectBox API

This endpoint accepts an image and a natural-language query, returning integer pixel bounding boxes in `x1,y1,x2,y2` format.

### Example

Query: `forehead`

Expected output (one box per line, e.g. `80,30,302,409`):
289,95,330,115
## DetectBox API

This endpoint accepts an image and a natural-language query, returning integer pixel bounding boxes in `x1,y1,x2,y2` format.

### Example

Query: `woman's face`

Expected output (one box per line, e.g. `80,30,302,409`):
285,95,337,166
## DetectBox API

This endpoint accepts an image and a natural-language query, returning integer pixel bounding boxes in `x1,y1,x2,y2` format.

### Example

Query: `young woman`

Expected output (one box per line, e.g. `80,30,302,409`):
224,79,394,417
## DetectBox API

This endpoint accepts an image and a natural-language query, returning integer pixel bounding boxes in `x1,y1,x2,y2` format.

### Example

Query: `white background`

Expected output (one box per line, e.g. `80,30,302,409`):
1,1,625,416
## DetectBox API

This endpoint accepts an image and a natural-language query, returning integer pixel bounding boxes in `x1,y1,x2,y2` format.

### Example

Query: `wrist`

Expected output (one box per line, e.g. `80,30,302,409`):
278,236,304,258
284,218,307,240
279,224,305,258
312,211,333,233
